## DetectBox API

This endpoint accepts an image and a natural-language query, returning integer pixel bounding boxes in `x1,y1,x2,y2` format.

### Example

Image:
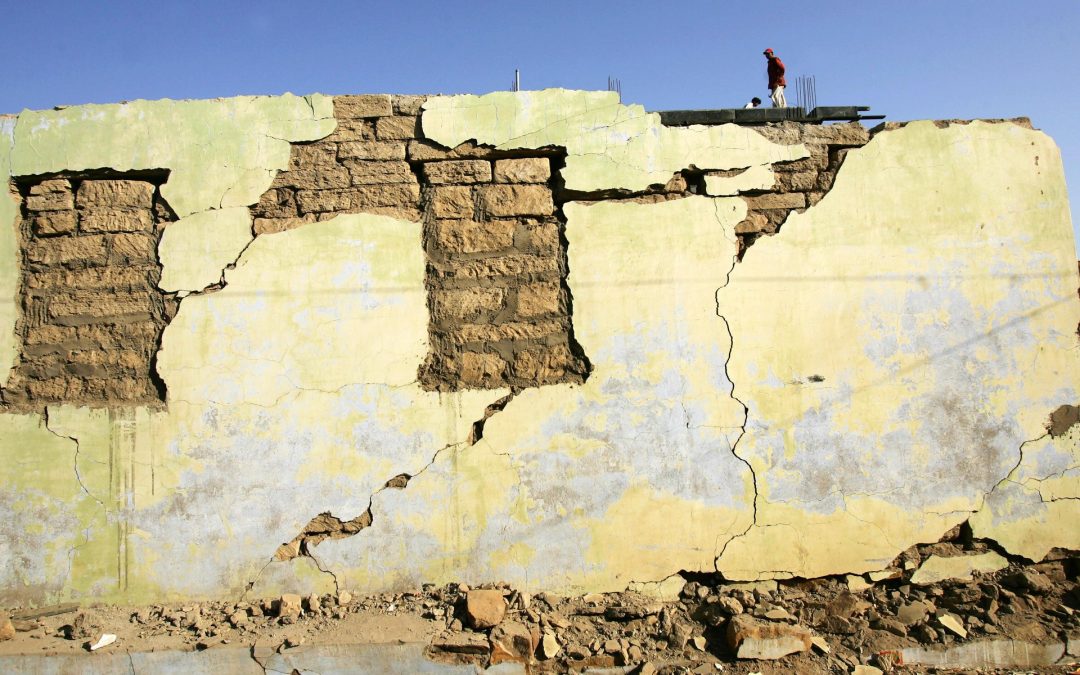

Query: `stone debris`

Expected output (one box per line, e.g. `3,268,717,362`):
87,633,117,651
0,616,14,641
725,614,812,659
0,537,1075,672
464,589,506,629
937,613,968,638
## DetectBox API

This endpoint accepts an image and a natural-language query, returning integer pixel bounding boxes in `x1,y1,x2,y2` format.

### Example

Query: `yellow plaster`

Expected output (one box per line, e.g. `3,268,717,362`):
157,207,254,293
10,94,335,218
703,164,776,196
716,121,1080,579
0,117,16,386
320,196,755,593
970,426,1080,560
422,90,808,193
159,214,428,406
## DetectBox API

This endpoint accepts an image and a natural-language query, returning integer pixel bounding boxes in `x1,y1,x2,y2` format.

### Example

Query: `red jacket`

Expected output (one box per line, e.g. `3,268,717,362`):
767,56,786,89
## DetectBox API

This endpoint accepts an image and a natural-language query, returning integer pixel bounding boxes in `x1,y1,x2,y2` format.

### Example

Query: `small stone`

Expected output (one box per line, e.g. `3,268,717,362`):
846,575,873,592
277,594,302,619
0,616,14,641
852,667,882,675
763,608,796,623
489,621,535,664
337,591,352,606
897,600,930,626
726,614,812,660
810,636,830,654
465,589,506,629
937,613,967,638
541,632,561,659
691,636,707,651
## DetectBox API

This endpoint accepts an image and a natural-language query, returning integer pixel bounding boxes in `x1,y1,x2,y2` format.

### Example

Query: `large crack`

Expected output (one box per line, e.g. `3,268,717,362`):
249,391,516,598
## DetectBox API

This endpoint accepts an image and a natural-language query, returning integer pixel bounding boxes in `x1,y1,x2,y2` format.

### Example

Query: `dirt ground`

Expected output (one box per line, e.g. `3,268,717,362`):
2,536,1078,674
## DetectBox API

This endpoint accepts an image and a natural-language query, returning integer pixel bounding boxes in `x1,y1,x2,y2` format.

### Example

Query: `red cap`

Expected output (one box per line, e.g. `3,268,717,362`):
763,48,774,54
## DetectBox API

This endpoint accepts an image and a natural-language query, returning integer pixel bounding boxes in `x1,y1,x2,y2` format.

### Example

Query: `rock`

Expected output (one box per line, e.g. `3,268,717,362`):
87,633,117,651
852,666,882,675
726,614,812,660
718,596,744,616
910,553,1008,585
277,594,303,619
489,621,535,664
465,589,506,629
336,591,352,605
691,636,707,651
763,607,796,622
638,662,658,675
867,568,901,582
541,632,561,659
810,635,831,653
897,600,931,626
1001,569,1053,594
0,617,14,641
828,592,871,619
938,613,967,638
668,621,693,650
846,575,873,592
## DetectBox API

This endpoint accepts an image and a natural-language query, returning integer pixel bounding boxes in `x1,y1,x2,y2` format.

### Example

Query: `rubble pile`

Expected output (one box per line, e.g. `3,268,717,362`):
2,540,1078,673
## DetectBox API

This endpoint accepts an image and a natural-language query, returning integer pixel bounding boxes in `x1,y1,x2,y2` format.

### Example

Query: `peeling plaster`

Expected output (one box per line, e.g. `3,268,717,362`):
715,121,1080,579
157,207,254,293
10,94,335,218
421,89,808,193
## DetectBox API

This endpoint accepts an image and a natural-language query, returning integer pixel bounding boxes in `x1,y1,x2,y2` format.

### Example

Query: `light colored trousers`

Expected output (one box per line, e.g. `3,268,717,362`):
770,85,787,108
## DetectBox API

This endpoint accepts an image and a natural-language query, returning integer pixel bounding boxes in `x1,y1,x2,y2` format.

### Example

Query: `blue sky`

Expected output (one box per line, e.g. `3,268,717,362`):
3,0,1078,254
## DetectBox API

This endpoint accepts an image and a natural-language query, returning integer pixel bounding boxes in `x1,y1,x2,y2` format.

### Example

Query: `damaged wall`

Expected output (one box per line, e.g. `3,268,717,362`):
0,89,1077,607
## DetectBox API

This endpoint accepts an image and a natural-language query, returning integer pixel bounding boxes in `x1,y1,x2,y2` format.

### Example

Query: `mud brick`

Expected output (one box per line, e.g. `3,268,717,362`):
424,160,492,185
742,192,806,210
431,287,506,323
79,208,155,233
452,319,566,344
108,232,158,263
429,186,475,219
392,95,426,116
253,188,298,219
432,219,515,254
407,139,491,162
334,94,392,118
343,160,416,186
337,141,407,161
478,185,554,217
493,158,551,184
26,179,74,211
375,116,420,141
31,211,77,236
272,166,351,191
26,234,108,265
516,282,563,318
458,351,508,388
438,255,560,281
76,180,154,209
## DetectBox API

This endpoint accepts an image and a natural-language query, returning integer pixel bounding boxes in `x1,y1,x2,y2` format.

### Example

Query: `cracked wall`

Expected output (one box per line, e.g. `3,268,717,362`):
0,89,1077,607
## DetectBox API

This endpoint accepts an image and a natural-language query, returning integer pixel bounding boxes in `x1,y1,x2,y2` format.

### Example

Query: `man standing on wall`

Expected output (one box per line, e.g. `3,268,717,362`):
764,48,787,108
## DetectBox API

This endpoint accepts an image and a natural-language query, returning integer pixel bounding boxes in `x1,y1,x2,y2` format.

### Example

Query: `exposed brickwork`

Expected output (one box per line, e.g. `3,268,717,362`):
252,94,590,393
732,122,871,256
1,175,176,408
